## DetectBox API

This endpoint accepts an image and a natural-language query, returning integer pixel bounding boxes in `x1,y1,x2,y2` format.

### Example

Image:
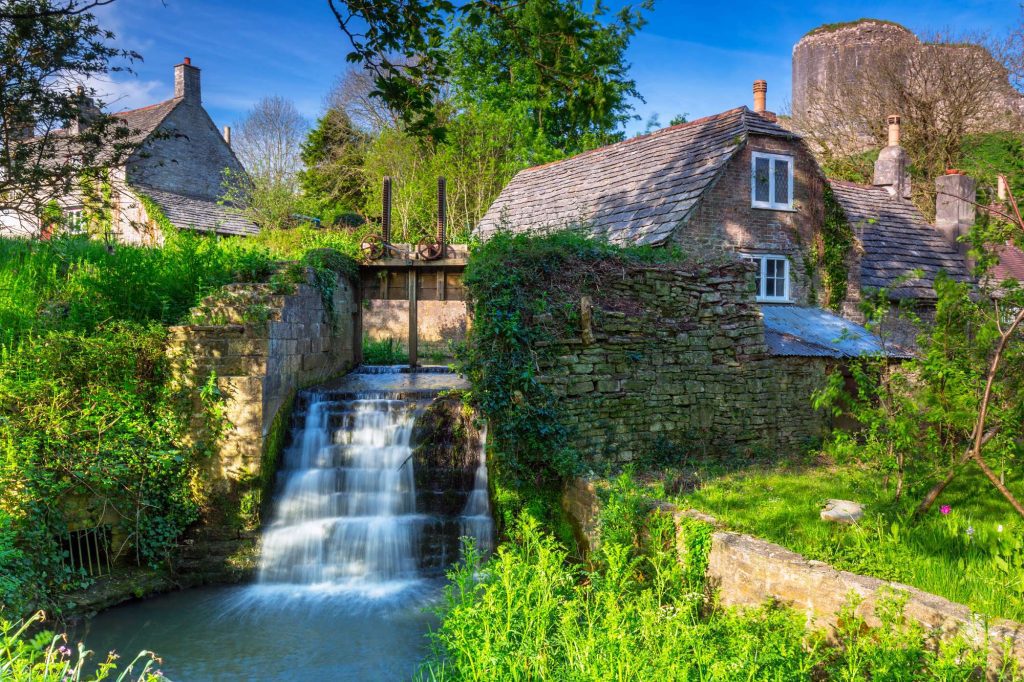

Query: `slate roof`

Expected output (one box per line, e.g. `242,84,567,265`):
113,99,181,147
135,185,258,237
476,107,800,246
829,180,969,300
761,305,902,358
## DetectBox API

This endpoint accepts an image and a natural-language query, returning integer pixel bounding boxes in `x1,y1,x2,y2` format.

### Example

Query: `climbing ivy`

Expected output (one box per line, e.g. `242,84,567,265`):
456,230,674,488
136,192,176,240
820,184,855,311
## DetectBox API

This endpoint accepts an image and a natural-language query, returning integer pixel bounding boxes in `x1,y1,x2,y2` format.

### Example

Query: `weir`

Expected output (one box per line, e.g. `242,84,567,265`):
257,364,490,596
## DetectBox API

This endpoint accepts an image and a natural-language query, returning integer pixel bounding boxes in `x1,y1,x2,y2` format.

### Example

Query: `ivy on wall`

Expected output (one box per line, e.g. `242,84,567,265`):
820,185,855,311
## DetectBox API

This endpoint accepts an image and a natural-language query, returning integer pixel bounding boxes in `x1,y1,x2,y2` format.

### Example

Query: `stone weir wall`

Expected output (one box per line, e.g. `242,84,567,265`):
166,271,359,582
534,263,832,464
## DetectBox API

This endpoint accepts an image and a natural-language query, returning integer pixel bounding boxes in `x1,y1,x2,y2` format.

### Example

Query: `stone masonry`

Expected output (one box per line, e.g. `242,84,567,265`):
165,270,357,585
534,262,833,464
561,483,1024,673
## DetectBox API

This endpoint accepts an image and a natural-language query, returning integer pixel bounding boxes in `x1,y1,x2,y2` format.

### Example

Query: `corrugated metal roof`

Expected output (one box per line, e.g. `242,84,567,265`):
761,305,894,358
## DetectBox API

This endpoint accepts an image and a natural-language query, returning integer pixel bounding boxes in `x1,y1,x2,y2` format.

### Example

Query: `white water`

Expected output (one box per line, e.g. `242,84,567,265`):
257,394,423,594
460,428,493,555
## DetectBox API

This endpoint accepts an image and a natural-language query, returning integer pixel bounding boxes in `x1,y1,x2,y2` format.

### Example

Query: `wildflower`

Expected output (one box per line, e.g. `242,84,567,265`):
940,505,951,515
998,525,1004,533
58,645,70,656
967,525,975,540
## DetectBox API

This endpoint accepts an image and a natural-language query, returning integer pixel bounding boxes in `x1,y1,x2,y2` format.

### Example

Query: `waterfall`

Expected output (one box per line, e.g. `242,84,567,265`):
459,428,493,555
254,367,493,600
258,392,422,594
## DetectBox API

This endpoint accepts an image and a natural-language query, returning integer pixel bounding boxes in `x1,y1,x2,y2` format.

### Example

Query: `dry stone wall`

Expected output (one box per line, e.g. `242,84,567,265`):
534,263,833,464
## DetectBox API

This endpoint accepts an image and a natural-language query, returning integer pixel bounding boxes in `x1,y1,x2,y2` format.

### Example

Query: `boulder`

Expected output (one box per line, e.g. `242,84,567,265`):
820,499,864,524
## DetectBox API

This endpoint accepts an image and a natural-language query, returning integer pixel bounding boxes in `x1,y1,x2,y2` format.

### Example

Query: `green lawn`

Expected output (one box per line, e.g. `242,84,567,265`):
665,461,1024,622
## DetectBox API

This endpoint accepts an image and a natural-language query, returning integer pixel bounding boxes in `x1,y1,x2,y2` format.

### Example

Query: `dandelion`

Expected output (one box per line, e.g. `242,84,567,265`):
940,505,951,515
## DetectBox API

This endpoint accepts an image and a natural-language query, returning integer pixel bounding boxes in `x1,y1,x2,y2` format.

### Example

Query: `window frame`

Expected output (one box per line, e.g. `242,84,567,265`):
750,151,795,211
741,253,791,303
63,207,87,235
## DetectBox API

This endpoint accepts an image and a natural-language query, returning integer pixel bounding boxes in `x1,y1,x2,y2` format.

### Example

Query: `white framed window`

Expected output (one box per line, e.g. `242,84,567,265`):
751,152,794,210
63,207,87,234
741,254,790,302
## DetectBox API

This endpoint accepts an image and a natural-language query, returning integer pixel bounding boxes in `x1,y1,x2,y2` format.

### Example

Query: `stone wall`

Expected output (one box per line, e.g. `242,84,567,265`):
695,516,1024,673
560,483,1024,672
534,262,833,464
675,133,824,306
166,270,358,579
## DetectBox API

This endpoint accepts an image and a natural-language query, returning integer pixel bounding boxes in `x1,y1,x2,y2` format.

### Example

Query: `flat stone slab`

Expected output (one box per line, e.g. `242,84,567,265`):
318,365,470,394
820,499,864,524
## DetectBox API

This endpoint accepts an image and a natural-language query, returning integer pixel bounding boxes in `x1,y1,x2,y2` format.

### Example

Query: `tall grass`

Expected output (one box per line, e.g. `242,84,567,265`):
418,516,1007,680
0,232,275,344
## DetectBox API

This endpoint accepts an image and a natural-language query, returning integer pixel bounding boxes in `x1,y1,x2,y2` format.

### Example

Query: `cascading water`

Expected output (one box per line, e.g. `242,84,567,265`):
258,393,423,594
256,366,492,597
80,367,490,681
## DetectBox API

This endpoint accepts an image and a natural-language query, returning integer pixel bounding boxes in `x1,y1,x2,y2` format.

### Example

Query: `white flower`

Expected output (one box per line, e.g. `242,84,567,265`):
997,525,1004,533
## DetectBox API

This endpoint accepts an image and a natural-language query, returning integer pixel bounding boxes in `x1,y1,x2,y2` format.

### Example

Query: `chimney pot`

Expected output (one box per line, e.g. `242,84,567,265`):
175,59,201,104
887,115,901,147
222,125,231,146
753,80,767,113
998,175,1009,201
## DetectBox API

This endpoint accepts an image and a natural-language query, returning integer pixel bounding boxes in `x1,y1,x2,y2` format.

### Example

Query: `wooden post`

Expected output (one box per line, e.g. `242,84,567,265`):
437,269,446,301
408,268,418,368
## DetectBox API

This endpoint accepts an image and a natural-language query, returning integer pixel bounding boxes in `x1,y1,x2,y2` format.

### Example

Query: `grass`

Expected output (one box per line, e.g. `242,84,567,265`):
362,337,409,365
664,459,1024,622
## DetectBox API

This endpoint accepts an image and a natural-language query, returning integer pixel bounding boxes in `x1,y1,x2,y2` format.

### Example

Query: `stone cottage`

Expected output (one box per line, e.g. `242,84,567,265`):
0,58,257,243
828,116,1024,348
476,83,888,459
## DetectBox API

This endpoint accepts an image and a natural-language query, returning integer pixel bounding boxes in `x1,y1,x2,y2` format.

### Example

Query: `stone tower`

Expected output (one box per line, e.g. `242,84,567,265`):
792,20,916,126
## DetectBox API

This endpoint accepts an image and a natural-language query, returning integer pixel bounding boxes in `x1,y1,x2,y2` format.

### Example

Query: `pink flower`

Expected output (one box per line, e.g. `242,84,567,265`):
940,505,951,515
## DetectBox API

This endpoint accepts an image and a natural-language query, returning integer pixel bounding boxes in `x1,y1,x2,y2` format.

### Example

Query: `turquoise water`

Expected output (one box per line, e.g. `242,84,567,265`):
77,584,441,681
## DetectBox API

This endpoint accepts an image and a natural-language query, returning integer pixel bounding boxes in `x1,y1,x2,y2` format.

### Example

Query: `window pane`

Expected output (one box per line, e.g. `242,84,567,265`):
774,159,790,205
753,157,770,203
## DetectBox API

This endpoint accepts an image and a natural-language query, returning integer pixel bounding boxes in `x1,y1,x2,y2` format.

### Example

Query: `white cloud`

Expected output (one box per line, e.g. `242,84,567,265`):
85,74,171,112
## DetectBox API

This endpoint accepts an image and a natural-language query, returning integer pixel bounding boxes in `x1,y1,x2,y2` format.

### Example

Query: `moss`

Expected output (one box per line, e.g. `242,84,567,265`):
803,18,911,39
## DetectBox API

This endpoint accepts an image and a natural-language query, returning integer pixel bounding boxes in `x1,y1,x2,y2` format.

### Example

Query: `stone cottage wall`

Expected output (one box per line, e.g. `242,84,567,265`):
674,133,824,306
534,263,832,464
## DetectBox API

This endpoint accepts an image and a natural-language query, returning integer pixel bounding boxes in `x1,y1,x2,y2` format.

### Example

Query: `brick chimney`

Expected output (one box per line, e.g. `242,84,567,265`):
935,170,976,258
175,57,201,104
873,115,911,199
752,80,777,122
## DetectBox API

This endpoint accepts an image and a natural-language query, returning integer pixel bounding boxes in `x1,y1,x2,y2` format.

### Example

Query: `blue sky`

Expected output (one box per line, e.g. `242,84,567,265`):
93,0,1020,136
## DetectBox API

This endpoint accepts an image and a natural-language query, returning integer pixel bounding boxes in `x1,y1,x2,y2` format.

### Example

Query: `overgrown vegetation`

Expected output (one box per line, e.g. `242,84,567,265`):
1,611,159,681
820,184,855,310
456,231,676,489
362,336,408,365
419,480,1012,680
0,229,358,616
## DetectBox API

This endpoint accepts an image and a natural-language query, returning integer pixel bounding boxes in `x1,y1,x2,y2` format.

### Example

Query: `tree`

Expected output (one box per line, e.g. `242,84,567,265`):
448,0,650,153
0,0,138,231
297,107,368,223
232,96,307,192
327,0,650,142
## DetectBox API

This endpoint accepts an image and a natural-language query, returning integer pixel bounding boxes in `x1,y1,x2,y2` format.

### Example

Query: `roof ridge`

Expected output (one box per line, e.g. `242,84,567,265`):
521,106,749,174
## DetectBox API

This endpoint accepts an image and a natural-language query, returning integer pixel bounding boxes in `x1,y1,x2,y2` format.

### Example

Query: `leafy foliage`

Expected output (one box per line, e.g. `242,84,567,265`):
1,610,160,681
418,514,1006,680
0,1,139,226
456,231,672,488
820,184,855,310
